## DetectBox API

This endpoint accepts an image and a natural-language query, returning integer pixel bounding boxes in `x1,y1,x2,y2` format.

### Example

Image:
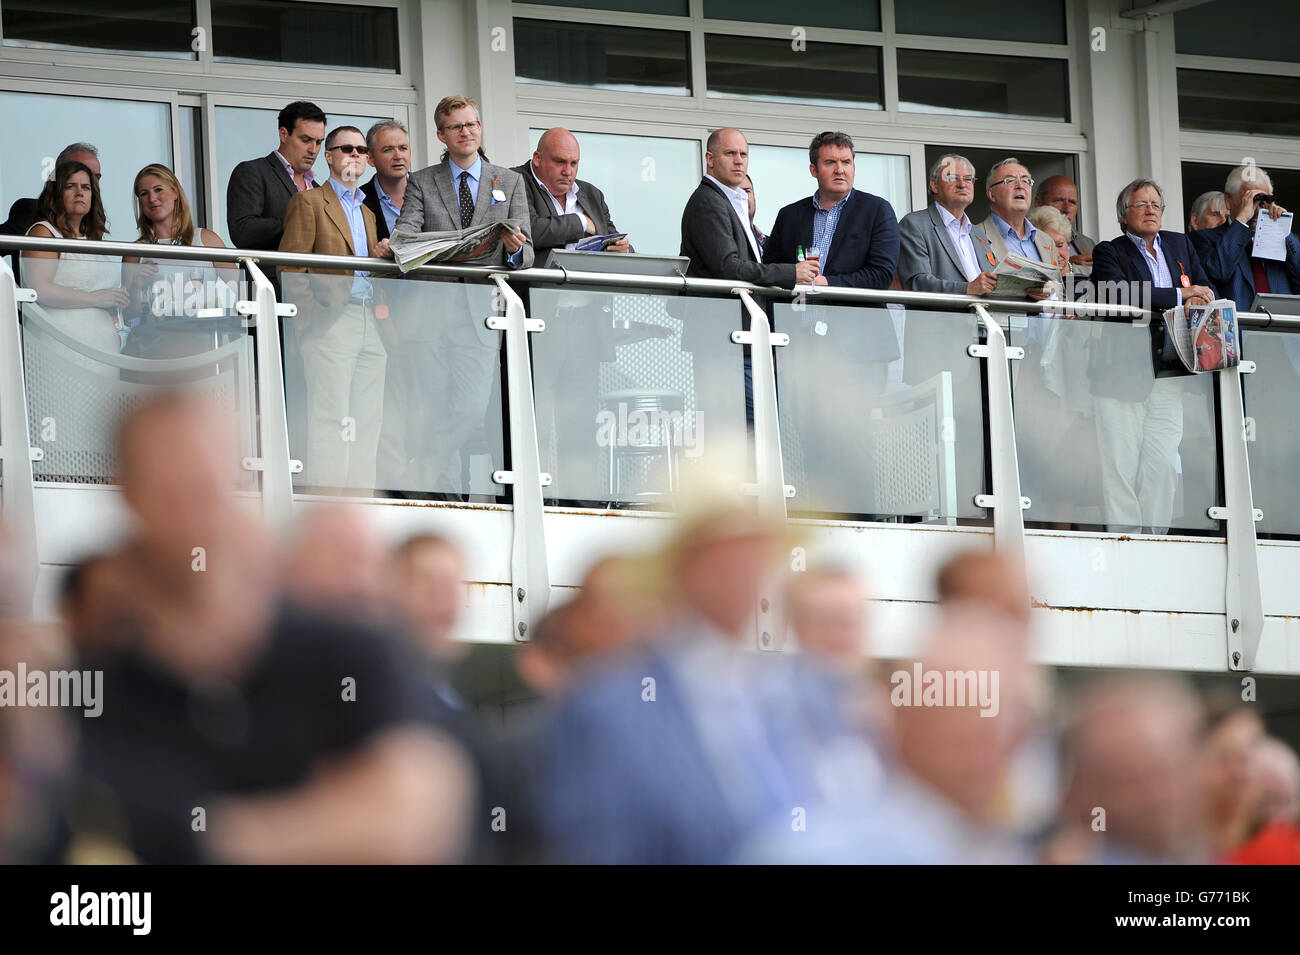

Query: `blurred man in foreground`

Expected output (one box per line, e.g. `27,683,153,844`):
1223,737,1300,865
69,392,473,863
1053,676,1207,863
523,489,876,863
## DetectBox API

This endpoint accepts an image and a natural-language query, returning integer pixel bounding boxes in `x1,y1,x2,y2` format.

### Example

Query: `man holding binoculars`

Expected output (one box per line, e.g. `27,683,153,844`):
1191,162,1300,311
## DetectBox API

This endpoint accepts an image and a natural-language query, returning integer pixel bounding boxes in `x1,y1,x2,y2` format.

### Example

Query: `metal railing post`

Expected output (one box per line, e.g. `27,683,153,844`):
1215,362,1264,671
0,261,38,614
970,304,1027,563
735,289,792,651
488,275,550,642
236,261,299,534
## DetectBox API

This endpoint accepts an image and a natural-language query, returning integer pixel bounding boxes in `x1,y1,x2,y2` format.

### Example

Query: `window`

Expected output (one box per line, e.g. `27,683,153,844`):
898,50,1069,122
515,20,691,94
895,0,1065,44
2,0,196,59
705,35,882,109
703,0,880,32
515,0,688,12
1176,0,1300,63
213,105,394,246
527,129,700,256
1177,69,1300,137
0,90,172,241
211,0,398,72
747,145,910,232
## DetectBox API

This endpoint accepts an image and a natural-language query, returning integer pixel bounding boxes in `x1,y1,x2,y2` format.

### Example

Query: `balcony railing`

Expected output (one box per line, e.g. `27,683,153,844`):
3,233,1298,672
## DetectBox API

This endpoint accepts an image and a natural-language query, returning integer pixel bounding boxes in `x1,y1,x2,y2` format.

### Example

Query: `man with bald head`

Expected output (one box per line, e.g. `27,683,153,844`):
1034,174,1096,270
512,127,630,260
681,127,819,286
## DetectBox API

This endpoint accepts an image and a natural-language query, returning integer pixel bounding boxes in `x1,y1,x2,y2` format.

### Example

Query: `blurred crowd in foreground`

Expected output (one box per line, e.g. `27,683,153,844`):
0,391,1297,864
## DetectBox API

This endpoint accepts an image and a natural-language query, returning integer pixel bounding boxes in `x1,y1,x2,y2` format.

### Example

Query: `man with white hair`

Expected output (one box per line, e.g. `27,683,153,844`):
1190,163,1300,311
1187,190,1228,233
976,157,1055,301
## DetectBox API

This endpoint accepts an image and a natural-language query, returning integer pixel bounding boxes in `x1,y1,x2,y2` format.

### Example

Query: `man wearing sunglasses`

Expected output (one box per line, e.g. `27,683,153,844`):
279,125,393,493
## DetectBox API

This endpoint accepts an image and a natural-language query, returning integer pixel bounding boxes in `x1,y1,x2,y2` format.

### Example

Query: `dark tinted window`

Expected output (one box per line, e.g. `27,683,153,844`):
212,0,398,72
1177,69,1300,136
1176,0,1300,63
515,20,691,94
899,50,1069,122
703,0,880,31
2,0,195,58
896,0,1065,44
516,0,688,12
706,35,882,108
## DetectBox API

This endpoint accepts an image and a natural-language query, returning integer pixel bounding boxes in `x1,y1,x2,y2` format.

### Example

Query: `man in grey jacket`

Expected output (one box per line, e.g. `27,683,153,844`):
393,94,533,270
897,153,998,297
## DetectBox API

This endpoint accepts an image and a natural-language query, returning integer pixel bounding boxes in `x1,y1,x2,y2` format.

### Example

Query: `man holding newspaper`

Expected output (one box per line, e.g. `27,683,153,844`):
391,95,533,270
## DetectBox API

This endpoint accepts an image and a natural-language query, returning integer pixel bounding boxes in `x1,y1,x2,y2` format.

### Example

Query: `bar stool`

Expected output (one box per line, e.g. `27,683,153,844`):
600,389,686,499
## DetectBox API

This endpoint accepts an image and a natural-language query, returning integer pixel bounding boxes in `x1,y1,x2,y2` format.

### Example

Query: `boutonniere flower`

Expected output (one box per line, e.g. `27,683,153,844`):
490,176,506,204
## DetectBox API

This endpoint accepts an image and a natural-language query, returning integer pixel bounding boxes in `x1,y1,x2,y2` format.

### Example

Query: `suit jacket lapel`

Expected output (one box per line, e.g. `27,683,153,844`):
927,204,966,276
266,152,296,197
435,163,462,227
321,183,355,254
472,164,495,227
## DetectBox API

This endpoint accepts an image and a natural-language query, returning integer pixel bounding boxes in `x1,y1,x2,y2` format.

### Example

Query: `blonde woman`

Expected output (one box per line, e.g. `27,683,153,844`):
123,164,235,330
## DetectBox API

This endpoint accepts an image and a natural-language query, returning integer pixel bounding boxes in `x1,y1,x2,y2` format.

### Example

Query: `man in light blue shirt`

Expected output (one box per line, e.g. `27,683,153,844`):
361,119,411,241
977,157,1056,301
279,125,391,492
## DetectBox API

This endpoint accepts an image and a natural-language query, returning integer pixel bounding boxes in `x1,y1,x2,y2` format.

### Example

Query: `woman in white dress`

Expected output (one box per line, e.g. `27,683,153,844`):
122,164,236,357
22,161,126,353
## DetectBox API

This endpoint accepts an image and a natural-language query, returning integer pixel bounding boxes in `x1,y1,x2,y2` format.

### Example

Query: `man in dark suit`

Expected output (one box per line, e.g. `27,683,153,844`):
680,128,818,287
763,131,899,291
511,127,629,259
511,127,633,501
1090,177,1216,534
1189,163,1300,313
226,101,326,250
359,119,411,243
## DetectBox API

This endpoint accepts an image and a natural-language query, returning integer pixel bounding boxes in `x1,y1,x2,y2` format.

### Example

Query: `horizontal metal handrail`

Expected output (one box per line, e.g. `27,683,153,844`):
5,233,1300,327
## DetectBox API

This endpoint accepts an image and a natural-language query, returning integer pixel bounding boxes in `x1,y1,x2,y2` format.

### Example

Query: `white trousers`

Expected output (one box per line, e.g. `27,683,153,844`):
1093,376,1184,533
299,302,387,491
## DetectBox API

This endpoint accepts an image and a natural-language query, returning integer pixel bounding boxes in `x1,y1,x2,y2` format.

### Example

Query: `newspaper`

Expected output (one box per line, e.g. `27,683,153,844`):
574,232,627,252
992,252,1061,296
389,219,526,272
1167,298,1239,373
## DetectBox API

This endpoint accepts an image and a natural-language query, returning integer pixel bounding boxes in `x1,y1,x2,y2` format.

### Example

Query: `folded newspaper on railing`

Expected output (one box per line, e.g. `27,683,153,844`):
992,252,1061,297
1167,298,1239,373
389,219,527,271
574,232,627,252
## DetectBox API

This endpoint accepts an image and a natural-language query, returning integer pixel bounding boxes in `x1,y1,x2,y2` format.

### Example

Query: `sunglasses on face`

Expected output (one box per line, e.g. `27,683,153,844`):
327,144,369,155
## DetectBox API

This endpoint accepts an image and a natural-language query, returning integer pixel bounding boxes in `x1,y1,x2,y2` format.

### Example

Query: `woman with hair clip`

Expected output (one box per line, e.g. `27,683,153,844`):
21,161,126,352
122,163,236,357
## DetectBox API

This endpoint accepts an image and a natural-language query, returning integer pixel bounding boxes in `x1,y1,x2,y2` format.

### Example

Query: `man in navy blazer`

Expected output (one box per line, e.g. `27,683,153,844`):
1189,163,1300,312
763,131,899,291
1089,178,1215,534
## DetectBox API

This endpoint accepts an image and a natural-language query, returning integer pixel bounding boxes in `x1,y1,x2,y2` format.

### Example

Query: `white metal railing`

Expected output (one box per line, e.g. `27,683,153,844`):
2,234,1296,669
